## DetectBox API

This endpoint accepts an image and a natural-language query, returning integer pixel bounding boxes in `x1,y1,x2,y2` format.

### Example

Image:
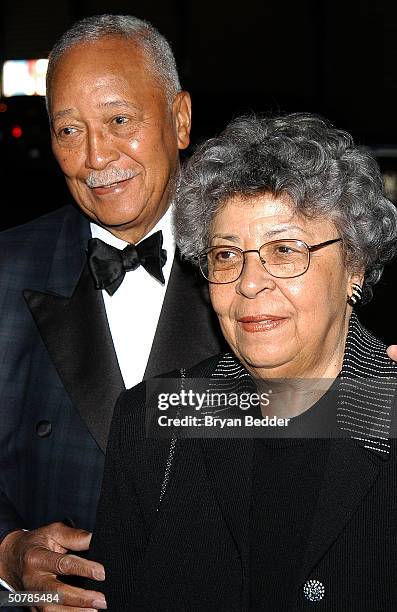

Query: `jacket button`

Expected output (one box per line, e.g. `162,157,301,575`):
303,579,325,602
36,420,52,437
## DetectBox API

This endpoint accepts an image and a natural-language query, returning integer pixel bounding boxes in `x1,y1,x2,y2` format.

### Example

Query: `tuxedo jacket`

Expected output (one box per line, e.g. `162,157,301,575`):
89,315,397,611
0,204,225,540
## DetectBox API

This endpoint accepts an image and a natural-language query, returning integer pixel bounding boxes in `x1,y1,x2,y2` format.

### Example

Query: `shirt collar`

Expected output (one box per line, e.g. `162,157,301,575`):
89,206,175,253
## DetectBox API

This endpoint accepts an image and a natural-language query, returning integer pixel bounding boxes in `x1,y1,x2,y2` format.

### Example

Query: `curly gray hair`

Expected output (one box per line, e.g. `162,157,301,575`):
174,112,397,303
46,14,181,109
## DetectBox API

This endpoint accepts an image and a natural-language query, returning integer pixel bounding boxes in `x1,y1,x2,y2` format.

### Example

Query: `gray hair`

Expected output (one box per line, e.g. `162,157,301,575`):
46,14,181,108
174,112,397,303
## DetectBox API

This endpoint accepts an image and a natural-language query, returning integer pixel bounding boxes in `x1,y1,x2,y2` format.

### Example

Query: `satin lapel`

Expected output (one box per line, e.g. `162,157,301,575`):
200,438,253,595
298,438,382,587
144,253,225,379
24,263,124,454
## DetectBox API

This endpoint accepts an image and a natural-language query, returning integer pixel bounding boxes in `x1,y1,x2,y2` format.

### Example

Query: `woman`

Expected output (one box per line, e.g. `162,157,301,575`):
89,114,397,611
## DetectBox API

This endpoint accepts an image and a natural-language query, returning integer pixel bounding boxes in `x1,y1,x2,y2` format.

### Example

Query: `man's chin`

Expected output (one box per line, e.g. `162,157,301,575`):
96,216,140,229
78,204,142,230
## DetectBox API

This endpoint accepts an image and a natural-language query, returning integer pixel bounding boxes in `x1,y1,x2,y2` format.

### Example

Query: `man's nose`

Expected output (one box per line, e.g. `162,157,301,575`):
236,251,277,298
85,129,119,170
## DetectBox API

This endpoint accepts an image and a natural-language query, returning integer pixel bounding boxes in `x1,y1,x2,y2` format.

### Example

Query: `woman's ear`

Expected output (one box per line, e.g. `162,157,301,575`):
347,272,365,306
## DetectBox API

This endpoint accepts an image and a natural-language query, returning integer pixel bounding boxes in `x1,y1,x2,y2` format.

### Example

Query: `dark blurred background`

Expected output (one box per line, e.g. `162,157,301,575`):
0,0,396,341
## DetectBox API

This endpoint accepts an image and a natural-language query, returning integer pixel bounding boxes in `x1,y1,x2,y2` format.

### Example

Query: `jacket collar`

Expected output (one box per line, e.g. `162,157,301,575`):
337,312,397,457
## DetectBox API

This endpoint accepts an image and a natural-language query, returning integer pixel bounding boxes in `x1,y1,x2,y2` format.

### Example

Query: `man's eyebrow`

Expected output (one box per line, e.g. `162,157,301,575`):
52,108,74,121
51,100,142,122
98,99,142,111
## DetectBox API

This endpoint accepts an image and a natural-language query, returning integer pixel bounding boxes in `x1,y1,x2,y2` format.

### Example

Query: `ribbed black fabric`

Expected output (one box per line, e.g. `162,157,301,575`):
249,439,331,610
249,385,337,610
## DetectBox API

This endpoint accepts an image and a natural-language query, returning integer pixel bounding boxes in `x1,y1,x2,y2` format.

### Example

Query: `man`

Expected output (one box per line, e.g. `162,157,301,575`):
0,15,224,610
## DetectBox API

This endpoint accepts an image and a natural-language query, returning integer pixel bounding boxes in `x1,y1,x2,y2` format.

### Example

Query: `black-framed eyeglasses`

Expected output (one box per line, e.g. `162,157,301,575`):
198,238,342,284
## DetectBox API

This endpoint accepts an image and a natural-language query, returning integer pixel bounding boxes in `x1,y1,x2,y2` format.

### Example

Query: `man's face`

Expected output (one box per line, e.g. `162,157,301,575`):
49,37,191,242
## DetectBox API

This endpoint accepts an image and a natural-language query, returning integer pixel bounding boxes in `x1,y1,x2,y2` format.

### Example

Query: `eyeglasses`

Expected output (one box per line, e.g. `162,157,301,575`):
198,238,342,284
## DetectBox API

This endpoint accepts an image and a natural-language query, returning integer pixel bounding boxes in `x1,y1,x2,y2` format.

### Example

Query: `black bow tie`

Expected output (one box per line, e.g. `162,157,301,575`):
87,230,167,296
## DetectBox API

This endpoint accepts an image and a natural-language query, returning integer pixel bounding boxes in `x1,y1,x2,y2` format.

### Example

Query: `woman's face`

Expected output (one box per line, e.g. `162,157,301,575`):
209,193,360,378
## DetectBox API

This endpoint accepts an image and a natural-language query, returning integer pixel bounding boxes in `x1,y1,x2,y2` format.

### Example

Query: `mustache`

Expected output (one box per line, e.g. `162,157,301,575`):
85,167,136,188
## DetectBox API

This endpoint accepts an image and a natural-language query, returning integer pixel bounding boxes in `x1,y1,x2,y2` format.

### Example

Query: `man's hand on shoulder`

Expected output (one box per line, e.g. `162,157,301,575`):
387,345,397,362
0,522,106,610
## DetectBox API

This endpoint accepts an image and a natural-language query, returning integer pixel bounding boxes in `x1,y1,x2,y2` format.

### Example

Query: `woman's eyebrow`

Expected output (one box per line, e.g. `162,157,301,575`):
211,226,307,242
211,233,240,242
265,224,306,238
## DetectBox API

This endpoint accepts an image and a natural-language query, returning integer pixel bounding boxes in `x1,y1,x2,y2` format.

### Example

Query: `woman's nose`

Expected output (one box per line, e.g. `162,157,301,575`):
235,251,277,298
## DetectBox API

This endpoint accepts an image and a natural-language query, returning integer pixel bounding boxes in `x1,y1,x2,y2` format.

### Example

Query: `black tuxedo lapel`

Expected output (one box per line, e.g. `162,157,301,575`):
24,264,124,454
22,207,123,454
144,253,225,379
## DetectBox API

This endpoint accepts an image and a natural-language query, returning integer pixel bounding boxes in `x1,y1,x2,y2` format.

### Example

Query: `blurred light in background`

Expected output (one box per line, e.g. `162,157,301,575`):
371,148,397,204
11,125,23,138
383,171,397,203
2,59,48,97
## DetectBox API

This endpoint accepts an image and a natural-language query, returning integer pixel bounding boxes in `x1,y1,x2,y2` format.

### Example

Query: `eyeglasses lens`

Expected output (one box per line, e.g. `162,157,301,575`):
200,240,309,283
260,240,308,279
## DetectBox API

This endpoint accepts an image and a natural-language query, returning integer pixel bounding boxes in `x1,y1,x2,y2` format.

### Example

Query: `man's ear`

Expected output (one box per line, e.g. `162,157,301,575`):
173,91,192,150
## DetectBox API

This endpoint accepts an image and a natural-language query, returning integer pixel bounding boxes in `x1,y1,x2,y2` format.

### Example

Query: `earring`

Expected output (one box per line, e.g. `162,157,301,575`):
348,283,363,306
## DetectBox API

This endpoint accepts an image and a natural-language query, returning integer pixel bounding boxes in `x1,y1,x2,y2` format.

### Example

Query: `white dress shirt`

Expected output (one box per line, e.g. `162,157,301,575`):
90,208,175,389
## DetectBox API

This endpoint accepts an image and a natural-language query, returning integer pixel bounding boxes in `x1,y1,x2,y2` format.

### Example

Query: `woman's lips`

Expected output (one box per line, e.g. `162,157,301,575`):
237,315,287,333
